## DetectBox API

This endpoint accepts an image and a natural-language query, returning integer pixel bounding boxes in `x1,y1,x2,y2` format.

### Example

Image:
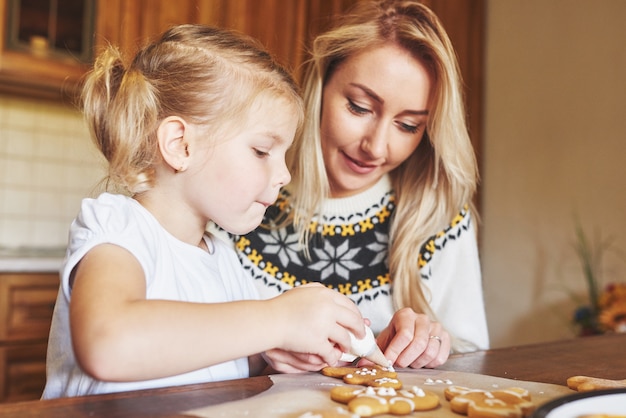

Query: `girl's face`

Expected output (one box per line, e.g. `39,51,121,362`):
189,97,296,235
320,43,433,198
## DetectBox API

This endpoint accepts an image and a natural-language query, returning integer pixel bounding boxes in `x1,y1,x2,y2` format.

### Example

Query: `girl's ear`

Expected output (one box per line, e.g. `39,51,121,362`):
157,116,190,173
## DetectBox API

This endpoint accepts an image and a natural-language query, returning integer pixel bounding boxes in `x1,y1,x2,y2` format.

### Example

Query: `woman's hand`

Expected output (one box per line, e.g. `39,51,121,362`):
376,307,450,368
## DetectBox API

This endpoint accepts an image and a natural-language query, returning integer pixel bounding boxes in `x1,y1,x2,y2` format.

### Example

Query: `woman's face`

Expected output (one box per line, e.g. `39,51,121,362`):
320,43,432,198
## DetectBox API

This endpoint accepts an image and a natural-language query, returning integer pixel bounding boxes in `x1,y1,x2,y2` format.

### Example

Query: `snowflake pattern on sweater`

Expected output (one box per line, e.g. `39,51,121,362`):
233,187,472,306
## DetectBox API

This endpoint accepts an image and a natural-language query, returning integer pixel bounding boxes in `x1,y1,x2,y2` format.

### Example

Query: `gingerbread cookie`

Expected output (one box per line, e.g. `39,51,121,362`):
579,415,626,418
330,385,439,417
567,375,626,392
321,365,402,388
444,385,535,418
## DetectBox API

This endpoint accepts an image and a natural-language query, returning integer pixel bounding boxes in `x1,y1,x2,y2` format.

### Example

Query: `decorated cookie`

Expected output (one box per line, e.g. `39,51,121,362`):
330,385,440,417
321,365,402,388
567,375,626,392
578,415,626,418
444,385,535,418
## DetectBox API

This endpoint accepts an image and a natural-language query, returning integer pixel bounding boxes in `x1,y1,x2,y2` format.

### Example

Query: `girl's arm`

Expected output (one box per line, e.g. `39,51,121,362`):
70,243,364,382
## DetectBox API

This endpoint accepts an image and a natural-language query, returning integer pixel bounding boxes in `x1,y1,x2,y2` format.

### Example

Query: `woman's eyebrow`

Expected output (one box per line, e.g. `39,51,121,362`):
405,109,429,116
351,82,383,103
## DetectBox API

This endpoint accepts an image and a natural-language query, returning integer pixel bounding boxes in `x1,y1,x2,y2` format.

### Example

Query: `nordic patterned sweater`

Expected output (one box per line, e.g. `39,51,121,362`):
219,175,489,352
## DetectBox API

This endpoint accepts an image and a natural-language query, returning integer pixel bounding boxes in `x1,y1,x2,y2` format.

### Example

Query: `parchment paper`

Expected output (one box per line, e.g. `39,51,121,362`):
184,369,575,418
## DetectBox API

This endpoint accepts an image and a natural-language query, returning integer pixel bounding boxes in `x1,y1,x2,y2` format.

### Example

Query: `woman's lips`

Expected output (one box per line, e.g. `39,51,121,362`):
342,151,378,174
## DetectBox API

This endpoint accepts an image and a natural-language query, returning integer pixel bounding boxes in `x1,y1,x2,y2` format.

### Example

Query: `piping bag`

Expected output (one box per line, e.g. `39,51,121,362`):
340,325,393,370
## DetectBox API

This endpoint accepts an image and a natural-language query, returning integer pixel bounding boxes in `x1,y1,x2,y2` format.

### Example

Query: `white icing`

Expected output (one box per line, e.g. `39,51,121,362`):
374,377,399,385
411,386,425,397
376,387,397,396
399,390,414,398
390,397,415,409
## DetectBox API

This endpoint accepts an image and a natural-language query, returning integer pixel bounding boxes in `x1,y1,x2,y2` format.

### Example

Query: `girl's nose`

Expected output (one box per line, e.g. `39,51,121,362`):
275,162,291,187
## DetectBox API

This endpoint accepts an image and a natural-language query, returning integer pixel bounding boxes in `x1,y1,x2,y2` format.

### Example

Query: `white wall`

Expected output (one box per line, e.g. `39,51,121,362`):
0,96,104,251
482,0,626,347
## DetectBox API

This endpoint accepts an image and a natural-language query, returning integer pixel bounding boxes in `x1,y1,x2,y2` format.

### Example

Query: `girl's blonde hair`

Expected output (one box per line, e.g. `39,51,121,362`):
82,24,303,195
287,0,478,321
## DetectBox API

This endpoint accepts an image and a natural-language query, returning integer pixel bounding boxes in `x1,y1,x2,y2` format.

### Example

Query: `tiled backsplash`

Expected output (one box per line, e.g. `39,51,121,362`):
0,95,105,250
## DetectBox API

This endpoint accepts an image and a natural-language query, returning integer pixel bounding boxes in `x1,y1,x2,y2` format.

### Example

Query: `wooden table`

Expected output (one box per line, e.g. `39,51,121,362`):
0,333,623,417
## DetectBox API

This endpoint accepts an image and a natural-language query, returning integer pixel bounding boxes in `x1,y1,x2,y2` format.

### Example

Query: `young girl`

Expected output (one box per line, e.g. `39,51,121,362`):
42,24,365,399
216,0,489,371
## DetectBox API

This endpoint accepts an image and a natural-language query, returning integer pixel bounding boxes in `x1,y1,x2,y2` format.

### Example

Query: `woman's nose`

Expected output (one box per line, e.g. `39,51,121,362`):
361,121,388,159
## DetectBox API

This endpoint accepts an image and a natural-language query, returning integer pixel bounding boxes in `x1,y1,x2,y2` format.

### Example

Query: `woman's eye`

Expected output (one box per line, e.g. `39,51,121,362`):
398,122,421,134
347,99,370,115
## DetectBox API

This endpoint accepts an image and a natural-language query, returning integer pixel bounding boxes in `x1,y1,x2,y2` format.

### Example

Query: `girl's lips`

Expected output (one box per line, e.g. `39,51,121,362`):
342,151,378,174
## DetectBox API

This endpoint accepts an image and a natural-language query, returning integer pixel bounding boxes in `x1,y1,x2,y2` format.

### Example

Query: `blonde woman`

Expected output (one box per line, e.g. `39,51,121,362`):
43,24,366,399
218,0,489,371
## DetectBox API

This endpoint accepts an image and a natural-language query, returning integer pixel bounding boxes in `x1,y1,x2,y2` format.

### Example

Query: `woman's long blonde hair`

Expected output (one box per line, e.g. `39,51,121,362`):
287,0,478,320
82,24,303,196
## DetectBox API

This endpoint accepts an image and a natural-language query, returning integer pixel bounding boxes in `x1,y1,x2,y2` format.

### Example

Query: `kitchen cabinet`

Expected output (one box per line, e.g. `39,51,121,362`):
0,0,484,151
0,0,356,100
93,0,358,83
0,273,59,403
0,0,95,101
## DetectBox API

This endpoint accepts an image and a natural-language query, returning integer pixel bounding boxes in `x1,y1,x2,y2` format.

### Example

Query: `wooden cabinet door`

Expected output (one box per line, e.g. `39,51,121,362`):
0,274,59,343
0,343,48,403
0,273,58,403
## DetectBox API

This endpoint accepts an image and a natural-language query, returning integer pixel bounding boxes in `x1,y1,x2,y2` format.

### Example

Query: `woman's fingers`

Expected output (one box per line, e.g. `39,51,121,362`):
379,308,451,368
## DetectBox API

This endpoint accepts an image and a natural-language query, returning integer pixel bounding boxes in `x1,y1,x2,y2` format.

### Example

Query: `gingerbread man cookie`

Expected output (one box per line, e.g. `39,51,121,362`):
444,385,535,418
567,375,626,392
330,385,440,417
321,365,402,389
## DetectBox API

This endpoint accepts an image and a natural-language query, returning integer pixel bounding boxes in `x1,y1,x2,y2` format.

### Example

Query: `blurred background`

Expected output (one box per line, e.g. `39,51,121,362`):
0,2,624,400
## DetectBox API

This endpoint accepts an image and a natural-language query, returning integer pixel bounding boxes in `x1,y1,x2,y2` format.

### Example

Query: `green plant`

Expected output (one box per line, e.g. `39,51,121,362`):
571,221,626,335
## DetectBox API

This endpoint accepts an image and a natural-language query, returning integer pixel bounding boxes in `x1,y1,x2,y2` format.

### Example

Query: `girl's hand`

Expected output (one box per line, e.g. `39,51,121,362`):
262,349,329,373
269,283,365,367
376,307,450,368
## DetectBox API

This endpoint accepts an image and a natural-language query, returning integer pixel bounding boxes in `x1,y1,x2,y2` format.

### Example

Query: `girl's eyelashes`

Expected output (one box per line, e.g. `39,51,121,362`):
253,148,270,157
